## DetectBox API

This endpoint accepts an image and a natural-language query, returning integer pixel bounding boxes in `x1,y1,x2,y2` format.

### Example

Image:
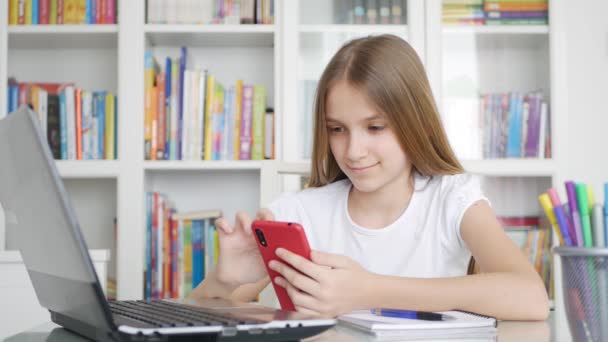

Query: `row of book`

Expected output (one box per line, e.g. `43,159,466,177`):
8,0,118,25
500,216,553,298
443,0,548,25
144,48,274,161
335,0,405,25
146,0,274,25
6,79,117,160
145,191,221,300
480,91,550,159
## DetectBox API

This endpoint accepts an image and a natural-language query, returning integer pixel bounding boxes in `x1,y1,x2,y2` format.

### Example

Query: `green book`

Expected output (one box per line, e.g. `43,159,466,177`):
251,85,266,160
485,19,548,25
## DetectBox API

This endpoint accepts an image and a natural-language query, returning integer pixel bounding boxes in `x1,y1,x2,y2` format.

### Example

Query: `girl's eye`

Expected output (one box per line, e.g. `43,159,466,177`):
328,127,344,133
369,125,385,131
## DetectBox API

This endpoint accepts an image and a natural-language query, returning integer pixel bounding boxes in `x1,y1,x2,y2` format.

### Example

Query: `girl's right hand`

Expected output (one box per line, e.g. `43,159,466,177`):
214,208,274,288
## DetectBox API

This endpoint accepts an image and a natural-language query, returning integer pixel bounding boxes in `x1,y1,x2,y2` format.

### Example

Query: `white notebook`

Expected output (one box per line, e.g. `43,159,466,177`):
338,310,497,341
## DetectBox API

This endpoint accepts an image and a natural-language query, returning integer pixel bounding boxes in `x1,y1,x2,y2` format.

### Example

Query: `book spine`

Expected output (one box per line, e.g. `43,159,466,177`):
105,0,115,23
163,202,170,299
164,57,172,160
9,0,18,25
157,73,166,160
251,85,265,160
151,85,158,160
170,59,179,160
144,51,154,160
95,0,102,24
56,0,63,23
264,109,274,159
197,71,207,160
105,93,115,159
145,192,152,299
65,86,76,160
59,90,67,159
81,91,92,159
75,88,82,159
47,94,61,159
49,0,57,24
18,0,25,24
39,0,50,23
233,80,242,160
31,0,39,24
239,85,253,160
171,214,178,298
96,91,106,159
203,74,215,160
192,219,202,289
177,47,187,160
85,0,92,23
183,220,192,296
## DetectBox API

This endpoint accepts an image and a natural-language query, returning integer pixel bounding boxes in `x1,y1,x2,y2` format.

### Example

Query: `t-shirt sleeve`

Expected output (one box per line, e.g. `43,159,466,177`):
267,192,303,223
443,174,490,250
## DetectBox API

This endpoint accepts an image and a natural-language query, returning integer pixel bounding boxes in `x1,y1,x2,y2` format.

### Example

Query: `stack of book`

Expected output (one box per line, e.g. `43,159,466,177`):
144,48,274,161
8,0,118,25
145,191,222,300
485,0,548,25
442,0,485,25
500,216,553,298
442,0,548,26
146,0,274,25
6,79,117,160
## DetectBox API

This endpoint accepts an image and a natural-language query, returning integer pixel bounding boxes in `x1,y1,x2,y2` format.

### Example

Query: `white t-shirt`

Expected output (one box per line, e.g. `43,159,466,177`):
268,172,489,279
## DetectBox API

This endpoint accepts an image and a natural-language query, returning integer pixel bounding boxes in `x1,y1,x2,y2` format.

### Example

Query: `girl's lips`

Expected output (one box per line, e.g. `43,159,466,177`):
349,163,378,173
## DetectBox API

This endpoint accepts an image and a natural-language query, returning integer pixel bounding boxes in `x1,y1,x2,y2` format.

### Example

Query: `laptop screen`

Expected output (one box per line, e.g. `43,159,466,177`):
0,107,114,331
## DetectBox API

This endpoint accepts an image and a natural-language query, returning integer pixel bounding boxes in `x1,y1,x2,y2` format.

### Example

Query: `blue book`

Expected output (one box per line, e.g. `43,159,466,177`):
177,47,187,160
9,86,19,114
145,192,152,299
506,92,522,157
32,0,39,25
164,57,172,160
96,92,106,159
191,219,203,288
85,0,92,24
59,91,68,159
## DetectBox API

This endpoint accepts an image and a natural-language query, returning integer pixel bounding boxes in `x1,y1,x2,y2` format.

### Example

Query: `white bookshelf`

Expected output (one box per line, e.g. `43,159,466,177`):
0,0,572,339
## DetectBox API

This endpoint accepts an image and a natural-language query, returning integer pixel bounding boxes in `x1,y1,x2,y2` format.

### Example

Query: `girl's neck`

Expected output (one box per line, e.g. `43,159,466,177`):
347,171,415,229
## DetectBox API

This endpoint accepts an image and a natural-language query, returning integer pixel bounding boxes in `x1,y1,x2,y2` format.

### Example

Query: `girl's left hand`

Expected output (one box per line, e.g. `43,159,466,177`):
268,248,375,317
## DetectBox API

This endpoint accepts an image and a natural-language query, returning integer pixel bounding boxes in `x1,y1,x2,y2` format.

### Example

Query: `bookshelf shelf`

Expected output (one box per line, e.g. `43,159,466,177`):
461,159,556,177
144,24,275,47
143,160,264,171
56,160,120,178
442,25,549,35
8,25,119,49
299,24,408,35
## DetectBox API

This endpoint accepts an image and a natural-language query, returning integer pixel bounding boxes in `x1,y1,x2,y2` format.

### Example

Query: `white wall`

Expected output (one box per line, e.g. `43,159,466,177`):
564,0,608,196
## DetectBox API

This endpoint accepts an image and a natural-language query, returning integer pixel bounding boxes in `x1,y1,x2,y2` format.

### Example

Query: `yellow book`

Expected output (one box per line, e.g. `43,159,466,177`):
203,75,215,160
182,220,192,296
144,52,156,160
105,93,115,160
9,0,19,25
25,0,32,25
76,0,86,24
233,80,242,160
251,85,265,160
64,0,77,24
30,86,40,118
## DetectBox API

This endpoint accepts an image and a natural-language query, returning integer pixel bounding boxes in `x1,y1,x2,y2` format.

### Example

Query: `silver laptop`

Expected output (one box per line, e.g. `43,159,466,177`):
0,106,335,341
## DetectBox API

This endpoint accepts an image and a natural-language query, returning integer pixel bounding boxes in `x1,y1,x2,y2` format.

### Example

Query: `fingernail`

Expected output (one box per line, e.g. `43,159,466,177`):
269,260,277,269
274,277,283,287
276,248,284,256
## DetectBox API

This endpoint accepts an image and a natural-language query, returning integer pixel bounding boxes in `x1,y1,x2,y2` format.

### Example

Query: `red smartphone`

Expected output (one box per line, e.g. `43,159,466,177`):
251,220,312,311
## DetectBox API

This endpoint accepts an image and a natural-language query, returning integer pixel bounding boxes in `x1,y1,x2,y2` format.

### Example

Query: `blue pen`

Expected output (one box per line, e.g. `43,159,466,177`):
370,309,446,321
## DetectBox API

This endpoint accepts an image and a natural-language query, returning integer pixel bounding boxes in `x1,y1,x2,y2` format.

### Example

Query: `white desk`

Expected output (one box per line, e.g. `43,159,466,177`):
3,315,554,342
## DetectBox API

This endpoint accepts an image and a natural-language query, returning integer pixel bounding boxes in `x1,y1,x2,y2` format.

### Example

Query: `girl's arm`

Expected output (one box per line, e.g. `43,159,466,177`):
366,200,549,320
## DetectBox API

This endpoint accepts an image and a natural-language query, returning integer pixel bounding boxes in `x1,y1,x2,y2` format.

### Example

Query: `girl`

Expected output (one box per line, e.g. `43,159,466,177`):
190,34,549,320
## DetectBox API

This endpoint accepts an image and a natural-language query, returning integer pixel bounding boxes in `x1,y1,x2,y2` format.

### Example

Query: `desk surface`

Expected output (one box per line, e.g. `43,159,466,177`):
3,317,553,342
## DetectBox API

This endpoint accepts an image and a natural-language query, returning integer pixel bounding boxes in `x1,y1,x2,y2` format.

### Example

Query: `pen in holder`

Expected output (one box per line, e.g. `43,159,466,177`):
554,247,608,342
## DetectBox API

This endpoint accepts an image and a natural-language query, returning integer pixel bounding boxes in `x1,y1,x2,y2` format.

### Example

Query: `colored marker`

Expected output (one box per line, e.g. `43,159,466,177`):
548,188,576,247
593,204,605,247
576,183,593,247
587,185,595,211
565,181,583,247
538,193,565,246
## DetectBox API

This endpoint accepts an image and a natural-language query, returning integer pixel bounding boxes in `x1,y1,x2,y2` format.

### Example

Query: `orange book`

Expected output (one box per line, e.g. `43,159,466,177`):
484,2,548,11
75,88,82,160
163,204,171,298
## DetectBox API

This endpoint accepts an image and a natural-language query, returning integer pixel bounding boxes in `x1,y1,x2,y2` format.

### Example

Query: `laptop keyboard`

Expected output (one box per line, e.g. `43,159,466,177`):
109,300,265,328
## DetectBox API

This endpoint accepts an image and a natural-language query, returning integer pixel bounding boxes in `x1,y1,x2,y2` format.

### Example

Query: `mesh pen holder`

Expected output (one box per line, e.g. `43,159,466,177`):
554,247,608,342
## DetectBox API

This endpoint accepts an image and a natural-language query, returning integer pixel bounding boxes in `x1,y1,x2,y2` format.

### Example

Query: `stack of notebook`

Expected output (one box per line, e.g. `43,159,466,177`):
338,310,497,341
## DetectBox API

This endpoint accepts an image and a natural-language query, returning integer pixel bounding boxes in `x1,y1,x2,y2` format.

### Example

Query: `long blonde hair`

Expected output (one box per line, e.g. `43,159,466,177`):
308,34,463,187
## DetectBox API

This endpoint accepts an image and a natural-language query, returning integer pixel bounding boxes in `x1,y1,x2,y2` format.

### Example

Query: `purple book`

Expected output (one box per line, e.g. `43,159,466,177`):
486,11,548,19
524,93,542,157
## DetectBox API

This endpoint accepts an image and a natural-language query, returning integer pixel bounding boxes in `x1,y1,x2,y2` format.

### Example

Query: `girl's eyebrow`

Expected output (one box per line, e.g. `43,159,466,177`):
326,114,384,124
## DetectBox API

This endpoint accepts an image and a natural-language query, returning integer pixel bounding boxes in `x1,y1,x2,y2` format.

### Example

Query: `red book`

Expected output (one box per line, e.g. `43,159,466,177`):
99,0,106,24
57,0,64,24
18,83,31,107
39,0,50,24
75,88,82,160
18,0,25,25
95,0,102,23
